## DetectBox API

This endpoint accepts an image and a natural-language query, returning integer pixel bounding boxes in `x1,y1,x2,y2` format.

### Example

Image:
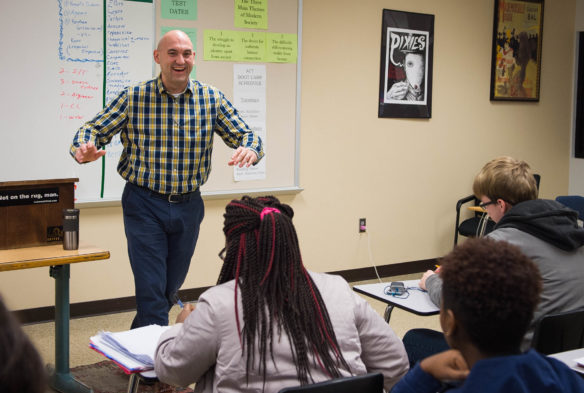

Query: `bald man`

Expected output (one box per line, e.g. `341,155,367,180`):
70,30,264,328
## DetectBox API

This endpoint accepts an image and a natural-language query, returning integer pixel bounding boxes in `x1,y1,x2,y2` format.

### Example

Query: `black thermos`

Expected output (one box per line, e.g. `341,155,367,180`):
62,208,79,250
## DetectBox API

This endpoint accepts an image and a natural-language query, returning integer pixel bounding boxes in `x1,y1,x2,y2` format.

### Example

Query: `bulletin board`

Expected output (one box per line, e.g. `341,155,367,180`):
0,0,302,204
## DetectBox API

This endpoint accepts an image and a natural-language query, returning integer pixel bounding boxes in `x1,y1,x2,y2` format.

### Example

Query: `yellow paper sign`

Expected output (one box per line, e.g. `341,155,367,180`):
204,30,240,61
266,33,297,63
237,31,266,62
234,0,267,30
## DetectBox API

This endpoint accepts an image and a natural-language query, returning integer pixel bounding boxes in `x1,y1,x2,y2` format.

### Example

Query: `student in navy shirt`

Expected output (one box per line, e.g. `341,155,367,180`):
391,238,584,393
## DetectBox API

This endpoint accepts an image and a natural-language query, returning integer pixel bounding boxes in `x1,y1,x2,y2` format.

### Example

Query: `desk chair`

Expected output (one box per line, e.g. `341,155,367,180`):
127,372,158,393
278,372,383,393
555,195,584,221
453,194,495,247
532,308,584,355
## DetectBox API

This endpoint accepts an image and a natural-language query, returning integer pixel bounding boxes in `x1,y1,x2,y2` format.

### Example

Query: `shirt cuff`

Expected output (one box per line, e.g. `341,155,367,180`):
391,363,442,393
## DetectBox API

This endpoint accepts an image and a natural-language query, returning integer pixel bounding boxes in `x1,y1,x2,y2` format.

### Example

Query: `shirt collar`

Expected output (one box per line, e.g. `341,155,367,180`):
155,74,195,96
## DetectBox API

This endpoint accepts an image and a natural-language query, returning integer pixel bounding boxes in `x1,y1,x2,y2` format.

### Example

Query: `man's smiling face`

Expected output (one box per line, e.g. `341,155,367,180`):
154,30,194,94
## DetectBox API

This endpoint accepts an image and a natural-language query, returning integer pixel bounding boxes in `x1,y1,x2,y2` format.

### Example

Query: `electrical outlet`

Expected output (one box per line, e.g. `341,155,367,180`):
359,218,366,233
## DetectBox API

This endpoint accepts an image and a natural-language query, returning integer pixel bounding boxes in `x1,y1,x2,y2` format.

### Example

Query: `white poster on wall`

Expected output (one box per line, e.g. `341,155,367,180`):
233,64,266,181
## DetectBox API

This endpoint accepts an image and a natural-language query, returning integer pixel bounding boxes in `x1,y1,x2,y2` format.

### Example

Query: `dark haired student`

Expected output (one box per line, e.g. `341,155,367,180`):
155,196,409,392
0,294,47,393
391,238,584,393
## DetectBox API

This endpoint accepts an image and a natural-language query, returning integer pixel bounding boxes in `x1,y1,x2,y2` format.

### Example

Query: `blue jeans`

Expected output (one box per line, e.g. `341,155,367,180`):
402,328,450,368
122,182,204,328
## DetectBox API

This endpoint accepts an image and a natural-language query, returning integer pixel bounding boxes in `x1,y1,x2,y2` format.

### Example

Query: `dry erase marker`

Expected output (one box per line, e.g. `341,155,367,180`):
435,264,441,273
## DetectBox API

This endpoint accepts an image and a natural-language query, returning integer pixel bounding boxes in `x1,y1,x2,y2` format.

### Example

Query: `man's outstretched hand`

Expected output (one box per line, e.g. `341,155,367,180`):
228,147,258,168
75,141,106,163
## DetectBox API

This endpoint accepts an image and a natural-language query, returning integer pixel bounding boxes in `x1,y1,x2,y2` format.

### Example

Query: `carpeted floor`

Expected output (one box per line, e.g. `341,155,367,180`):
66,361,194,393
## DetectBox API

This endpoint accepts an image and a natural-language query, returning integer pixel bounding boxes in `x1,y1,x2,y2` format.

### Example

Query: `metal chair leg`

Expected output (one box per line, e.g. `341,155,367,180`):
384,305,394,323
127,374,140,393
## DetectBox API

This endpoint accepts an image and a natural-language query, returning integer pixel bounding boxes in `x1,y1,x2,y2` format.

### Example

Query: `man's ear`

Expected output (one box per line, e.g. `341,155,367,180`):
441,308,457,338
153,49,160,64
498,198,512,214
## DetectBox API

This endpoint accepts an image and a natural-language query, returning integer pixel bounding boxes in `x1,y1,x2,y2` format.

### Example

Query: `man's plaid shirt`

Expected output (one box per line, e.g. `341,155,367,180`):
70,76,264,194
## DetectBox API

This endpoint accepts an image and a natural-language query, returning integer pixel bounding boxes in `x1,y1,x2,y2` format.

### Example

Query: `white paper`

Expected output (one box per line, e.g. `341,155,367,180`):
90,324,171,372
233,64,267,181
90,335,149,371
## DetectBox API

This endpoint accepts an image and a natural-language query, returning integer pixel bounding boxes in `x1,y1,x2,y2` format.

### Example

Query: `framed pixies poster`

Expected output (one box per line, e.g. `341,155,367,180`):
378,9,434,119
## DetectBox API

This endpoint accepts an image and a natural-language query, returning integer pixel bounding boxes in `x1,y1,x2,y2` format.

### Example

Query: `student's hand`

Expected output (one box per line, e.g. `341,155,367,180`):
228,147,258,168
175,303,195,324
75,141,106,163
420,350,469,381
419,270,436,290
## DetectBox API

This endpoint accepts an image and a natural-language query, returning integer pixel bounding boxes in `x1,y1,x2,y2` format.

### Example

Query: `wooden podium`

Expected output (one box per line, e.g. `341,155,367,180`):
0,178,78,250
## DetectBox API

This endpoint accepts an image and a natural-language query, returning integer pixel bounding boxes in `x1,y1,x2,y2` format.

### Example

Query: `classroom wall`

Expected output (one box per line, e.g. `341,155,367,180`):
1,0,578,311
569,0,584,194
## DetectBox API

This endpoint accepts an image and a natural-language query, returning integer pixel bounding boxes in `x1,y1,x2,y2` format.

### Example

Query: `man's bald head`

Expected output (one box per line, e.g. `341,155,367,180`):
153,30,194,94
157,30,192,51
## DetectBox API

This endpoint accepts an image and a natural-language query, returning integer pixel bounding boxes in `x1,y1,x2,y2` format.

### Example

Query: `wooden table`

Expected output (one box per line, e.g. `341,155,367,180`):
0,244,110,393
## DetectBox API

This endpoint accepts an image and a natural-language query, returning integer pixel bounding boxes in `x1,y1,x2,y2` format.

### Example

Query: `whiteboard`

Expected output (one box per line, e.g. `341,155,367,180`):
0,0,302,204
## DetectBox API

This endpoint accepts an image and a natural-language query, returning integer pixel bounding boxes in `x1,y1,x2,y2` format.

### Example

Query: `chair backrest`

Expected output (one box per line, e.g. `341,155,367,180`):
278,373,383,393
555,195,584,221
534,173,541,192
531,308,584,355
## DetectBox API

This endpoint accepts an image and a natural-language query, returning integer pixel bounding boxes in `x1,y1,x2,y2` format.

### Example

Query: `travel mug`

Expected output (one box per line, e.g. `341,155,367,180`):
62,208,79,250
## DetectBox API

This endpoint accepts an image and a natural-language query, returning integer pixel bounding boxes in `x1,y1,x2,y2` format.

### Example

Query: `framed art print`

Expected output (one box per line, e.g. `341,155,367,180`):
490,0,544,101
378,9,434,118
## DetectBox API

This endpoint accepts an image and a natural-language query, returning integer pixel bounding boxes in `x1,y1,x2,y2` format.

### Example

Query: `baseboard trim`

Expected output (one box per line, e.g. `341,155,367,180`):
15,258,437,325
329,258,437,283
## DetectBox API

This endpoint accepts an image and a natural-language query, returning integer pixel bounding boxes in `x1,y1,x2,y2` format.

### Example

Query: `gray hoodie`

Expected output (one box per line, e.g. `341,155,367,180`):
427,199,584,350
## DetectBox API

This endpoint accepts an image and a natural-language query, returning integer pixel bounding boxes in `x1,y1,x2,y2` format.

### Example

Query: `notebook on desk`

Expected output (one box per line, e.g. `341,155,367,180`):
90,324,171,374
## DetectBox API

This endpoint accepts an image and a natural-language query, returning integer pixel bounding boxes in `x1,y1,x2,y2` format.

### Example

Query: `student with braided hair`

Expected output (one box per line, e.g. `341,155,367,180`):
155,196,409,392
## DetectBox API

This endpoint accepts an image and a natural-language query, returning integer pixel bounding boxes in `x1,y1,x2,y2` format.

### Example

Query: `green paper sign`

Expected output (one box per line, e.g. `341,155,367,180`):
161,0,197,21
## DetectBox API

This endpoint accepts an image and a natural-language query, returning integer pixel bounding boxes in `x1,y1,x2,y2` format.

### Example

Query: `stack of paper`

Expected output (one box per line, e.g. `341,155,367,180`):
90,324,171,374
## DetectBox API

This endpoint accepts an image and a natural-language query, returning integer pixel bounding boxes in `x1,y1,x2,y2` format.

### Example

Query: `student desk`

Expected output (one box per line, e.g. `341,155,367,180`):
549,348,584,376
353,279,439,322
0,244,110,393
